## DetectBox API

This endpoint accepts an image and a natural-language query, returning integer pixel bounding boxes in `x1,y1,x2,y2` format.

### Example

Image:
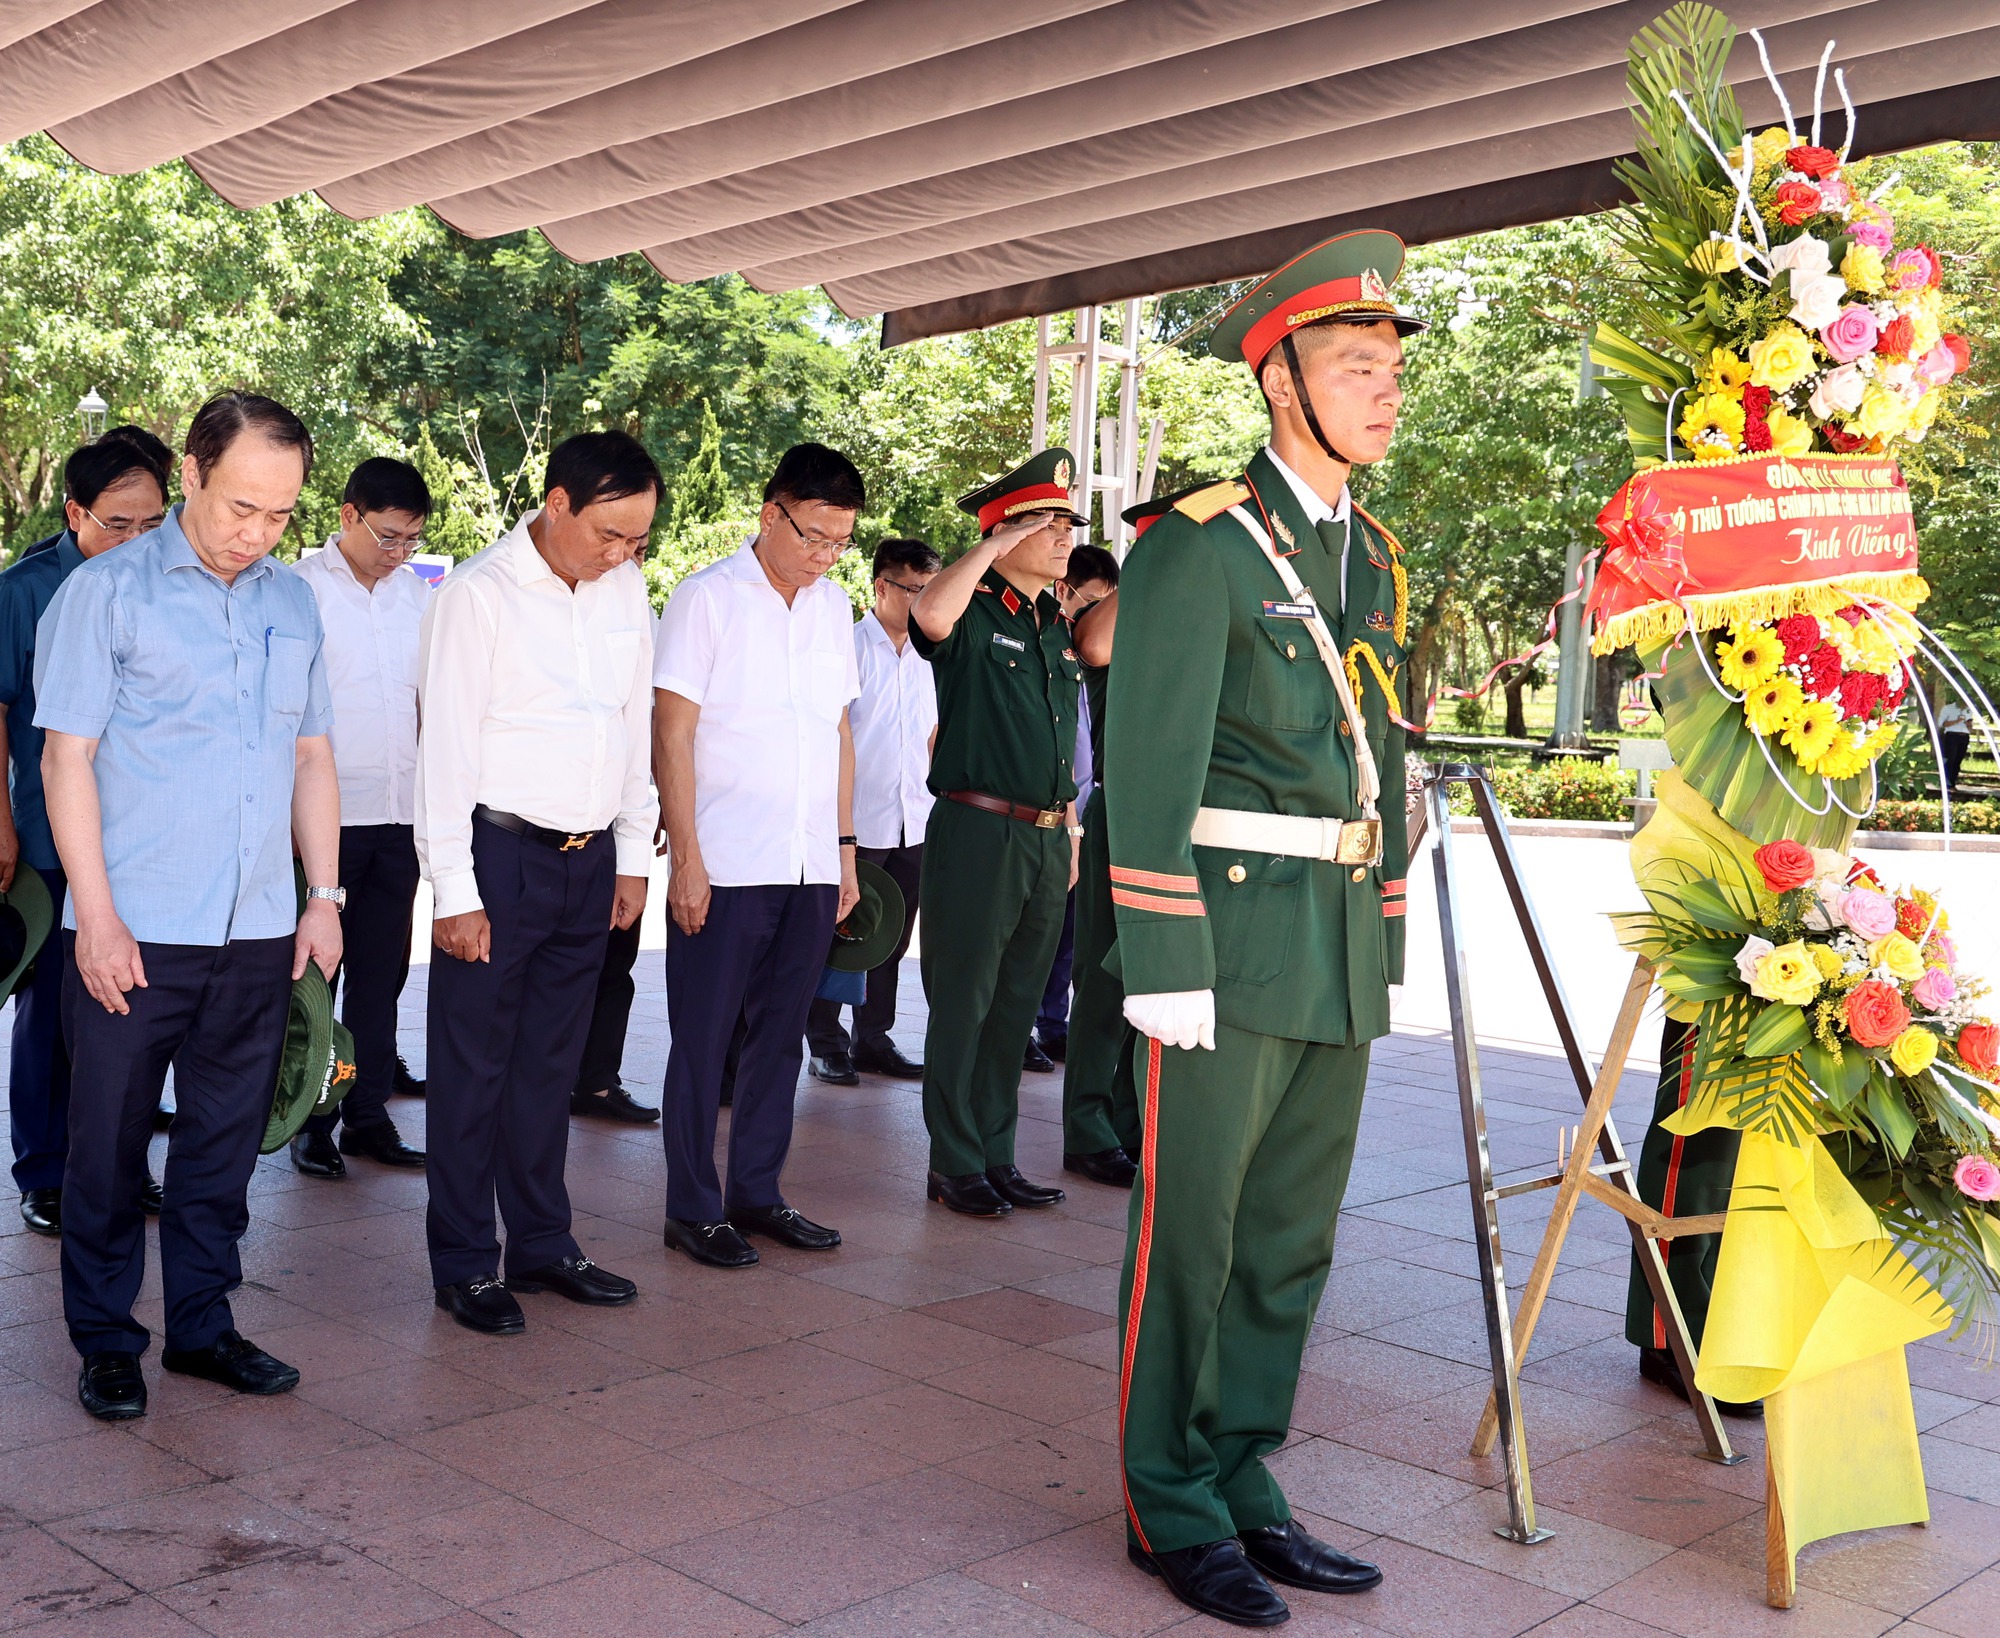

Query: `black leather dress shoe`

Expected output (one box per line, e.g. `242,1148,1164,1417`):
664,1217,759,1268
1064,1147,1139,1188
338,1122,426,1168
1129,1539,1288,1627
78,1351,147,1421
985,1164,1065,1209
1036,1030,1068,1063
852,1043,923,1078
1239,1521,1382,1594
926,1170,1012,1217
394,1056,426,1098
508,1255,637,1305
808,1051,860,1087
1022,1040,1055,1073
436,1277,525,1335
571,1084,661,1123
290,1130,346,1178
729,1203,841,1250
161,1330,300,1395
1639,1344,1763,1418
20,1186,60,1236
139,1170,164,1214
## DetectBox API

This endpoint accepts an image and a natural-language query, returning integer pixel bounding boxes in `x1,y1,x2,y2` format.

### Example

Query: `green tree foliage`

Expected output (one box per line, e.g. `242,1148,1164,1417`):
669,399,730,532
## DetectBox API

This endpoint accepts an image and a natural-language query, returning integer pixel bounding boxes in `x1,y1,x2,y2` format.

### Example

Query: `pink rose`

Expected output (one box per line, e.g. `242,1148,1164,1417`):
1848,212,1894,252
1816,179,1852,210
1932,932,1959,970
1913,967,1957,1011
1954,1156,2000,1203
1841,886,1898,938
1887,248,1935,293
1821,304,1880,364
1915,343,1958,386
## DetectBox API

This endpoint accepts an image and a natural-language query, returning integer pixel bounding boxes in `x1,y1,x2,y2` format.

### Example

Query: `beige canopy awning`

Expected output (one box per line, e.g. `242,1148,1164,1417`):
5,0,1997,345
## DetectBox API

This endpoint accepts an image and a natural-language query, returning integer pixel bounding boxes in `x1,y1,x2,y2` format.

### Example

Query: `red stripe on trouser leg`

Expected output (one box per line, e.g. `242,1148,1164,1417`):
1118,1036,1165,1553
1652,1028,1698,1350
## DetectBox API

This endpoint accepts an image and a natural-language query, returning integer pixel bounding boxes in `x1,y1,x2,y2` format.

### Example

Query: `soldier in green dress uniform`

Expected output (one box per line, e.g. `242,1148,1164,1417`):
1105,231,1427,1626
909,450,1087,1219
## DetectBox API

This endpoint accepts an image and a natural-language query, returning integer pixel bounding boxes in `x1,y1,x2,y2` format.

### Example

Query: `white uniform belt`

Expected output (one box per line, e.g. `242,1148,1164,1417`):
1190,806,1382,866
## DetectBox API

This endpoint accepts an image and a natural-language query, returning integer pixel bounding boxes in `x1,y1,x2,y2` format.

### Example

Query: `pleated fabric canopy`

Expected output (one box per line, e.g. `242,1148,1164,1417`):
5,0,1998,344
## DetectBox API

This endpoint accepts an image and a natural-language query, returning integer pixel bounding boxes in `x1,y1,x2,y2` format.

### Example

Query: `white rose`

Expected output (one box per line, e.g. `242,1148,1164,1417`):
1788,272,1846,332
1813,363,1867,416
1882,361,1915,390
1733,935,1776,989
1769,234,1832,281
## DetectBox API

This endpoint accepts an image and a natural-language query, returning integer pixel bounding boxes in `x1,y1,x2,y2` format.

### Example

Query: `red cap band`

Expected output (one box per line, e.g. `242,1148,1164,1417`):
1239,275,1388,372
978,482,1072,533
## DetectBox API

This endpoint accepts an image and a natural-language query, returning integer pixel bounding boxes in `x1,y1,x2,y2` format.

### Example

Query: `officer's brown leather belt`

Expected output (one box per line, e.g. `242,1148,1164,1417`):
474,804,605,852
943,790,1066,829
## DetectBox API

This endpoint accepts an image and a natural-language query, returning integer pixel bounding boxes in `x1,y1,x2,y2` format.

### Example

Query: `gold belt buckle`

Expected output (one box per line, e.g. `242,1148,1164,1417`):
560,833,589,852
1334,820,1382,867
1033,809,1063,830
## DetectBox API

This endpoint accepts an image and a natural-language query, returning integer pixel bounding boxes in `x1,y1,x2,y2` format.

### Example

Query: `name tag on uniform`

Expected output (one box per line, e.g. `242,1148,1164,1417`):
991,633,1026,652
1262,600,1315,620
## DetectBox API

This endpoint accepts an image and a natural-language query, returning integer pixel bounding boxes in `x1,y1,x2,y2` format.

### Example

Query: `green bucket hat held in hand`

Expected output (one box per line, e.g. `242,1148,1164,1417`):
0,863,55,1008
262,961,358,1154
827,859,907,974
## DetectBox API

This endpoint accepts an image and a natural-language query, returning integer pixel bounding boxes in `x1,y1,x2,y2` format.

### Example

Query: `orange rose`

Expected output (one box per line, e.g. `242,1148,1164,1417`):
1844,979,1911,1049
1752,840,1816,893
1957,1022,1999,1076
1773,180,1822,226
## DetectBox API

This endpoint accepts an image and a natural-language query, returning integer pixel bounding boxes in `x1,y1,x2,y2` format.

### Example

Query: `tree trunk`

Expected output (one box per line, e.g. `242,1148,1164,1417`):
1590,648,1630,732
1503,664,1531,739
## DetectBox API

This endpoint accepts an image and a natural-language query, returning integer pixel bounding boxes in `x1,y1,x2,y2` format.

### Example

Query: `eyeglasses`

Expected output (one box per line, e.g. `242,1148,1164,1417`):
84,505,166,543
773,499,854,557
360,514,426,556
877,576,931,595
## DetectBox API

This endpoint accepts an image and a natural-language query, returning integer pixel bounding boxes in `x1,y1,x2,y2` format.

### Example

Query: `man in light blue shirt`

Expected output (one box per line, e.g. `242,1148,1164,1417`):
35,392,343,1423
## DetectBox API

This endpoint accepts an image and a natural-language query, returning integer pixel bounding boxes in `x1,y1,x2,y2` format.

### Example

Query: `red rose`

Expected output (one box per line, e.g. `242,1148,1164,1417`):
1838,670,1886,719
1877,315,1915,357
1845,980,1911,1049
1825,426,1866,453
1775,614,1821,663
1801,643,1843,697
1752,840,1817,893
1943,334,1972,374
1772,180,1823,226
1958,1022,2000,1075
1785,144,1841,179
1884,664,1909,708
1896,896,1932,941
1741,385,1773,417
1846,861,1883,890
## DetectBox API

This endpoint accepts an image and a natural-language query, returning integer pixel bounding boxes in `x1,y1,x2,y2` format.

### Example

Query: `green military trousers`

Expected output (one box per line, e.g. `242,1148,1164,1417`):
1061,789,1140,1156
1625,1017,1739,1350
1118,1023,1370,1554
919,799,1069,1176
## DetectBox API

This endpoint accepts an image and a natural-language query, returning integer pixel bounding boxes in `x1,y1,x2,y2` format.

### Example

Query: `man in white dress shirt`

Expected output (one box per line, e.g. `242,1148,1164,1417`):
289,459,431,1179
654,443,863,1270
806,537,939,1086
416,432,660,1335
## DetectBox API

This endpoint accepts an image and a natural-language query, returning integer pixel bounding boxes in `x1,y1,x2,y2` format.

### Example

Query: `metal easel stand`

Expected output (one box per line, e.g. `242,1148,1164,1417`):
1416,763,1744,1547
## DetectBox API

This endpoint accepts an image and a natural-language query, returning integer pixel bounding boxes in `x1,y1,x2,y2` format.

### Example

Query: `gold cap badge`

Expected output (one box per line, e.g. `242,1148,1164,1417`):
1054,458,1072,488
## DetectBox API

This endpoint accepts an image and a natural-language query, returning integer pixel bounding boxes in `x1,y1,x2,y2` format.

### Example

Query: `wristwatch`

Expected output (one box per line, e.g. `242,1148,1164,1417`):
306,885,347,910
1066,824,1085,839
838,834,858,847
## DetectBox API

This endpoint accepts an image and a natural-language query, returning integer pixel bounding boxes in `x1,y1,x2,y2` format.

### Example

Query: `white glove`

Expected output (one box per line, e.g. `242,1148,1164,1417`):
1124,990,1217,1051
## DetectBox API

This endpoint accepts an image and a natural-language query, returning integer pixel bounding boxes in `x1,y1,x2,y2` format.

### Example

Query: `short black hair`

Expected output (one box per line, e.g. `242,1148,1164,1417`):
344,457,432,520
544,430,663,512
64,440,168,513
872,537,941,579
100,424,172,487
184,391,314,483
1066,544,1119,589
764,442,866,511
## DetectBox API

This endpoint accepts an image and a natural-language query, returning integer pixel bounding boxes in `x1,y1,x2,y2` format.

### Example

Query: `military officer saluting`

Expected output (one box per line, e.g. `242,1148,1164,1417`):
909,450,1085,1218
1106,232,1425,1626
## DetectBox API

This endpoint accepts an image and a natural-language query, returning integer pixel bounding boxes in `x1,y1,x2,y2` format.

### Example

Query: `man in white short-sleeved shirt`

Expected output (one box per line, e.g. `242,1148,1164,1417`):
806,537,940,1086
653,443,864,1270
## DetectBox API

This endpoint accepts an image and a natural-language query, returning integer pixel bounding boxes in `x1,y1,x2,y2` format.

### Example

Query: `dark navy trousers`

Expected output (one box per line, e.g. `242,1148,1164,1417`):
425,818,610,1287
9,863,69,1191
663,882,835,1222
60,932,293,1357
305,823,419,1138
575,914,644,1096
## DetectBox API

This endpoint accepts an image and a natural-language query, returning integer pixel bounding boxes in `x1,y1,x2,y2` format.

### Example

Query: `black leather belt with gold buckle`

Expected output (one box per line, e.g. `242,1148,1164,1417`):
473,804,605,852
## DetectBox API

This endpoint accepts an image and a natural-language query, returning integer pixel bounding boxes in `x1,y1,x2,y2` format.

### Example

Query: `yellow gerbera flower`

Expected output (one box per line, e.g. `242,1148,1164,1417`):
1766,408,1814,458
1742,675,1805,736
1699,348,1752,392
1749,324,1815,393
1863,722,1901,762
1781,697,1841,768
1811,945,1844,980
1679,393,1746,460
1717,626,1782,691
1816,734,1871,781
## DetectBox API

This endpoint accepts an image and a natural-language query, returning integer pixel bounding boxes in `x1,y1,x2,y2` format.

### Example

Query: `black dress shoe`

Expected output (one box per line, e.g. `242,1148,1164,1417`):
985,1164,1065,1209
926,1170,1012,1217
808,1051,860,1087
161,1330,300,1395
1064,1147,1139,1188
394,1056,426,1098
1022,1041,1055,1073
1037,1030,1068,1063
1129,1539,1288,1627
729,1203,841,1250
139,1170,164,1214
663,1217,759,1268
20,1186,60,1236
508,1255,637,1305
290,1130,346,1179
851,1043,923,1078
78,1351,147,1421
436,1276,525,1335
338,1121,426,1168
570,1084,661,1123
1239,1521,1383,1594
1638,1344,1763,1418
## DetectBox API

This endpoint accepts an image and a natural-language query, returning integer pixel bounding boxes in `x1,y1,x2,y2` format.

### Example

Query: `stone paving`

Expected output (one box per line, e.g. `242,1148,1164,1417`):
3,952,1999,1637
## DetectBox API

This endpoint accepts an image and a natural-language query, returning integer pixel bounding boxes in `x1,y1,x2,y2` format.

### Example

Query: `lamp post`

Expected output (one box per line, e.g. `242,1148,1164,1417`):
75,388,108,442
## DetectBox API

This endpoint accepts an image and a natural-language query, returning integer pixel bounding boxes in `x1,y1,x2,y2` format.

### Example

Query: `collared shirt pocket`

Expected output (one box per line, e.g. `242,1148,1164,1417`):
592,628,641,706
1245,615,1331,733
264,633,313,721
805,648,849,722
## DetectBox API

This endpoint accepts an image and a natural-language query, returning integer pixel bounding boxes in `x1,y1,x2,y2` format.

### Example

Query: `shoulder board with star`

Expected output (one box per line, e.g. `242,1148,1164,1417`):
1170,480,1250,525
1351,502,1405,556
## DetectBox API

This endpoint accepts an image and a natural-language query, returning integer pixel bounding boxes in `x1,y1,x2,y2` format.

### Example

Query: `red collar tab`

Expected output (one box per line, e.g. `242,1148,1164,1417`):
1240,269,1394,372
977,482,1071,534
1000,586,1023,616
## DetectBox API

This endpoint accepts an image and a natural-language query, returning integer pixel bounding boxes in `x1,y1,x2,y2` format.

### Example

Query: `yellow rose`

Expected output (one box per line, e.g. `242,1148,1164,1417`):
1749,324,1815,393
1852,621,1898,672
1690,240,1744,275
1889,1026,1939,1077
1811,944,1844,980
1839,243,1885,294
1751,126,1796,173
1910,307,1941,358
1752,942,1822,1006
1855,385,1912,441
1872,932,1926,982
1908,389,1941,438
1765,408,1814,458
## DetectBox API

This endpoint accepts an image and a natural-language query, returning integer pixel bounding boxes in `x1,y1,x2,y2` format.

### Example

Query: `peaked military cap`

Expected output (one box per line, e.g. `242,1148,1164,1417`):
1210,229,1429,371
1120,483,1208,540
957,448,1089,534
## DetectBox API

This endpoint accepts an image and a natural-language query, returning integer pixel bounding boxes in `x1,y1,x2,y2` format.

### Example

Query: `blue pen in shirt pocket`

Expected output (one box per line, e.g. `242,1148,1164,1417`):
264,624,275,655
